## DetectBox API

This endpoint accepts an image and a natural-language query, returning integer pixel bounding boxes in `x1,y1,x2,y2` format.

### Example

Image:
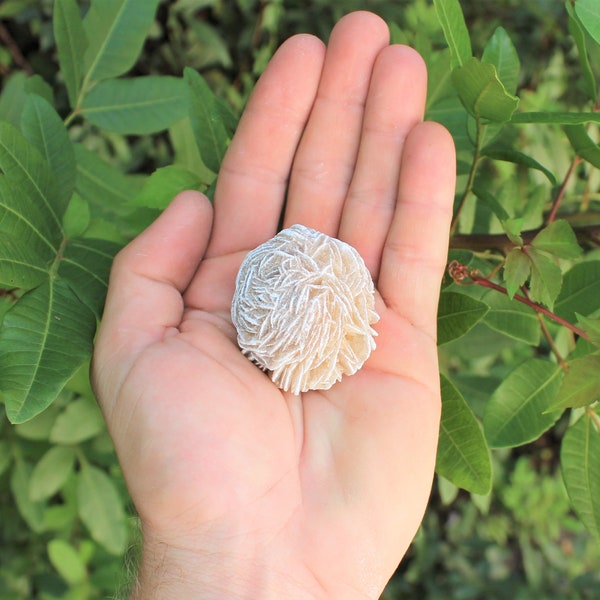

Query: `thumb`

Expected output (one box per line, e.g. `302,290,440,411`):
92,191,213,413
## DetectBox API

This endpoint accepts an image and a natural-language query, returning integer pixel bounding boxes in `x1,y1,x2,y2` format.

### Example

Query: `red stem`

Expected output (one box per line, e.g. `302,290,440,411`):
470,275,591,342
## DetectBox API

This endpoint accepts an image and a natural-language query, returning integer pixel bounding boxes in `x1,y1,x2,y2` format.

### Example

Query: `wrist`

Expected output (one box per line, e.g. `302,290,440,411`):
130,527,327,600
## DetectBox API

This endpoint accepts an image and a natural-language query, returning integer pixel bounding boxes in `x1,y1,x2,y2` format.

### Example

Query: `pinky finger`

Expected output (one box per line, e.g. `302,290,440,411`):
378,121,456,340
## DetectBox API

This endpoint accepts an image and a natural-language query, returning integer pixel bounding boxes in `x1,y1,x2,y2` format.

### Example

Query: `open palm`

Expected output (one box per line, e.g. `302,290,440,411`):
92,11,455,599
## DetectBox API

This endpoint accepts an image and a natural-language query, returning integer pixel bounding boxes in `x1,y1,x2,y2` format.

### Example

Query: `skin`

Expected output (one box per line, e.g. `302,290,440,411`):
92,11,456,600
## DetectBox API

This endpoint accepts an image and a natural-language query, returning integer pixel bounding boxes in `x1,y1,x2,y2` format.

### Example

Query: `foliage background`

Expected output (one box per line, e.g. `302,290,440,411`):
0,0,599,598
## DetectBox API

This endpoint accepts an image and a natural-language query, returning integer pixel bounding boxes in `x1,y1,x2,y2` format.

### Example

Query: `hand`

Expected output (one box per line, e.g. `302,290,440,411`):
92,11,455,599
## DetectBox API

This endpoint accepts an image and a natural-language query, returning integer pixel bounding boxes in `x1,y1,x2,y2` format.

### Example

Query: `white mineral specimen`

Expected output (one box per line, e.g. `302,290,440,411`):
231,224,379,394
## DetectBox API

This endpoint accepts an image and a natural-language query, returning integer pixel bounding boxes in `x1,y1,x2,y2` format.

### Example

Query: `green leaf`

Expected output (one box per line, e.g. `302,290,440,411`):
130,165,206,209
83,0,160,82
0,280,96,424
452,58,519,123
575,0,600,47
472,186,510,223
530,219,582,260
483,358,563,448
50,396,105,444
0,440,11,477
436,375,492,495
527,248,562,309
433,0,472,68
0,72,28,127
566,1,597,101
555,261,600,322
503,247,530,298
564,124,600,168
21,94,76,211
77,463,127,555
437,291,489,345
80,76,188,134
481,146,556,185
0,231,50,289
47,539,87,585
561,414,600,540
482,290,541,346
576,313,600,346
511,111,600,125
482,27,520,95
0,122,64,242
11,459,46,533
74,143,148,240
62,193,90,238
547,355,600,411
58,238,120,318
29,446,76,502
53,0,87,107
184,67,234,174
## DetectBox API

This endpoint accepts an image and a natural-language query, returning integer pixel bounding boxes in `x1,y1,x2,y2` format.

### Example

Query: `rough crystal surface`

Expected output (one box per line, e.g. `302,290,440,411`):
231,224,379,394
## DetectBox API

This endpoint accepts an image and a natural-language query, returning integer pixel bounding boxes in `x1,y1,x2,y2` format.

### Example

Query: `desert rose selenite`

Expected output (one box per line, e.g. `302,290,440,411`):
231,224,379,394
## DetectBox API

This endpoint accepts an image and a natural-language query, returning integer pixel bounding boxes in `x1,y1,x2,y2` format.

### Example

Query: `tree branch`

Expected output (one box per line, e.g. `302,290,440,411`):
450,223,600,253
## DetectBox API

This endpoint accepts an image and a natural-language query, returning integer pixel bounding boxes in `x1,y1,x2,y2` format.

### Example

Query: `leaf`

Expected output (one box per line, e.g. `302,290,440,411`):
80,76,188,134
0,122,64,242
47,539,87,585
53,0,87,107
11,459,46,533
546,355,600,411
575,0,600,47
0,231,50,290
50,396,105,444
0,280,96,424
184,67,234,173
0,440,11,477
566,1,597,101
576,313,600,346
29,446,76,501
77,463,127,555
511,111,600,125
564,124,600,169
74,143,148,240
482,289,541,346
0,72,28,127
483,358,563,448
527,248,562,309
130,165,206,209
481,146,556,185
62,193,90,238
437,291,489,345
436,375,492,495
433,0,472,68
83,0,160,82
503,247,530,299
482,26,520,95
58,238,120,318
530,219,583,260
555,261,600,322
452,57,519,123
561,414,600,540
21,94,76,211
472,186,510,222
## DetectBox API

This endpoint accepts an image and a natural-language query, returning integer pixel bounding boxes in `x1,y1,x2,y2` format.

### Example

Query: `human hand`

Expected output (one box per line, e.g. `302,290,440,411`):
92,10,455,599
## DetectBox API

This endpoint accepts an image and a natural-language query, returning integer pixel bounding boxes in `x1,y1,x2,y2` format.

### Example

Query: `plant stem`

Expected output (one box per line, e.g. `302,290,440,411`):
448,261,592,343
451,118,483,234
547,156,582,224
450,222,600,253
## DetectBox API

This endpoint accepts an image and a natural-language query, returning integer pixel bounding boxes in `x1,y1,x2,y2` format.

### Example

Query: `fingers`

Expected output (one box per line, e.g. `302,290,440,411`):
378,121,456,340
92,191,213,411
206,34,326,257
339,45,427,277
283,11,390,235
